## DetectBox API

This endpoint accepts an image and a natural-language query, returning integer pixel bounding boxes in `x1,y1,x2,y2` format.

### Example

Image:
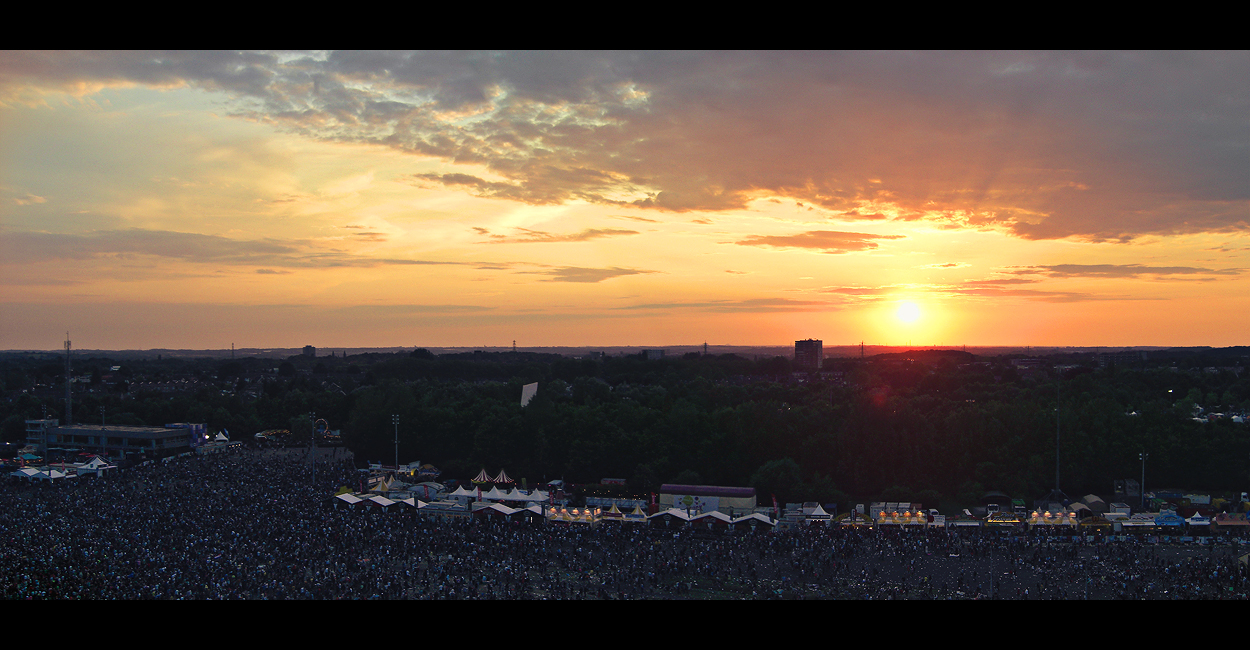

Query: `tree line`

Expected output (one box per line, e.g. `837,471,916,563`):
3,349,1249,510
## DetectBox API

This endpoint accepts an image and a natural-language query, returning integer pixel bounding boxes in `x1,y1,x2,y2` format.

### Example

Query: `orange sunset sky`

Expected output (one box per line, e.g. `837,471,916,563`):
2,51,1248,350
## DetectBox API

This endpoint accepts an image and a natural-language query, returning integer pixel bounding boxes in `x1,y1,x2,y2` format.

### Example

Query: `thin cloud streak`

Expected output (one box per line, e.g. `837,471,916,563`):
473,227,640,243
0,229,466,269
734,230,905,254
1006,264,1243,278
524,266,658,283
615,297,843,313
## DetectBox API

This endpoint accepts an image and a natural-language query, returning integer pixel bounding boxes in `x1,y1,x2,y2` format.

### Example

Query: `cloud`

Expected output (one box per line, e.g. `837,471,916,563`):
819,286,894,296
10,51,1250,240
524,266,657,283
472,226,639,243
734,230,905,254
945,285,1131,303
1006,264,1243,278
614,297,841,312
0,228,464,269
816,280,1133,303
918,262,970,269
960,277,1040,286
329,304,495,315
13,193,47,205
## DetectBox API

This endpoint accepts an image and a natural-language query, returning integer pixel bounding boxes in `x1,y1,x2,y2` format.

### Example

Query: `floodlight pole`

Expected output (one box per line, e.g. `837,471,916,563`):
310,411,316,488
1056,377,1061,492
1139,451,1148,512
393,414,400,471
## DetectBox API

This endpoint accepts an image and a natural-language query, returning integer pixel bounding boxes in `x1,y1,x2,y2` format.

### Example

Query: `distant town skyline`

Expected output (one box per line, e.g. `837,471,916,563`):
3,51,1249,350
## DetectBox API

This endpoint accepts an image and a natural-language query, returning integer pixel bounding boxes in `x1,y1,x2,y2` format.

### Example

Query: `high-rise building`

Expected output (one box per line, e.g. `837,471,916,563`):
794,339,823,371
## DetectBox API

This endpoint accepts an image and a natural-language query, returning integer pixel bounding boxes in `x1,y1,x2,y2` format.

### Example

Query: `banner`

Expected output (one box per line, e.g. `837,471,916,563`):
673,494,718,514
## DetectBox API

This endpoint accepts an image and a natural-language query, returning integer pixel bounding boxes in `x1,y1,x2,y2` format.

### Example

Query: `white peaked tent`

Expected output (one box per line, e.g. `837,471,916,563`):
11,468,70,482
478,486,549,502
474,502,518,516
77,455,116,477
732,512,777,529
214,432,229,442
691,510,734,528
335,493,364,505
805,504,832,525
648,508,693,526
366,494,396,508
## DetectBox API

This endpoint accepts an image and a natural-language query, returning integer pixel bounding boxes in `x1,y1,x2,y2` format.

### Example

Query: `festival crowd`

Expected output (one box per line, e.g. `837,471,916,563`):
3,447,1248,600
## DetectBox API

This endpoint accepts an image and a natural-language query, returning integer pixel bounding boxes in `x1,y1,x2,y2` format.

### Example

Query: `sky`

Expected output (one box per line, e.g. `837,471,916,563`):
2,51,1249,350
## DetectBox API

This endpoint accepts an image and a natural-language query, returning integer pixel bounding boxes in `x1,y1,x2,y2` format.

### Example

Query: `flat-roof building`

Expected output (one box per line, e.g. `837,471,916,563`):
795,339,823,371
30,423,204,460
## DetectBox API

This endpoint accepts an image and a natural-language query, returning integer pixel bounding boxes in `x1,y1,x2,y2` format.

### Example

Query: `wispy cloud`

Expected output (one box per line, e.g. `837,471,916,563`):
1005,264,1243,278
473,226,639,244
524,266,657,283
734,230,905,254
918,262,970,269
0,229,463,269
13,193,46,205
816,280,1128,303
615,297,841,312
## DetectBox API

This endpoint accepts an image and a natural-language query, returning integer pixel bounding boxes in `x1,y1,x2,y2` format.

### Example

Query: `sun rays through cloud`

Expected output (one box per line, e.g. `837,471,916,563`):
3,51,1249,348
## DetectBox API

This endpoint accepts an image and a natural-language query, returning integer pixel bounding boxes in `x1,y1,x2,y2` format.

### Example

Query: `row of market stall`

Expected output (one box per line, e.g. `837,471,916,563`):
855,508,1250,534
329,492,782,530
9,456,117,481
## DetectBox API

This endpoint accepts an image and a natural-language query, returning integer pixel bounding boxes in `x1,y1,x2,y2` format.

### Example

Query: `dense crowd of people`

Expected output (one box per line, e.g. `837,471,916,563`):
3,447,1248,600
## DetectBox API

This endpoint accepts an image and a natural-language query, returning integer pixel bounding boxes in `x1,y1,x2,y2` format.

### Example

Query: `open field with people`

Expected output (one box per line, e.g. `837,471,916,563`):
3,446,1247,600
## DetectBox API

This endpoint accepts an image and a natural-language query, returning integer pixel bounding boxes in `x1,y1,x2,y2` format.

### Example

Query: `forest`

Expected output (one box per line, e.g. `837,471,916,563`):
2,347,1249,511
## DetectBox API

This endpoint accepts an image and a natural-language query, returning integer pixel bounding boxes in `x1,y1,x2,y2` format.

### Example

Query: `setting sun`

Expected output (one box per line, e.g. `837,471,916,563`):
897,301,921,324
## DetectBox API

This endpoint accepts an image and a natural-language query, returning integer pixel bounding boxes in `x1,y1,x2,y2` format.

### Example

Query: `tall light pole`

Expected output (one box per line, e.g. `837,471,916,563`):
1139,451,1148,512
393,415,400,471
310,411,316,488
1056,377,1061,493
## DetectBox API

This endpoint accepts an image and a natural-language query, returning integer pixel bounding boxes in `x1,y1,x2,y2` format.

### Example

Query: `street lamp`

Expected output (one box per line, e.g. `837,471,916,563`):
1139,451,1148,512
310,411,316,488
392,415,400,471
